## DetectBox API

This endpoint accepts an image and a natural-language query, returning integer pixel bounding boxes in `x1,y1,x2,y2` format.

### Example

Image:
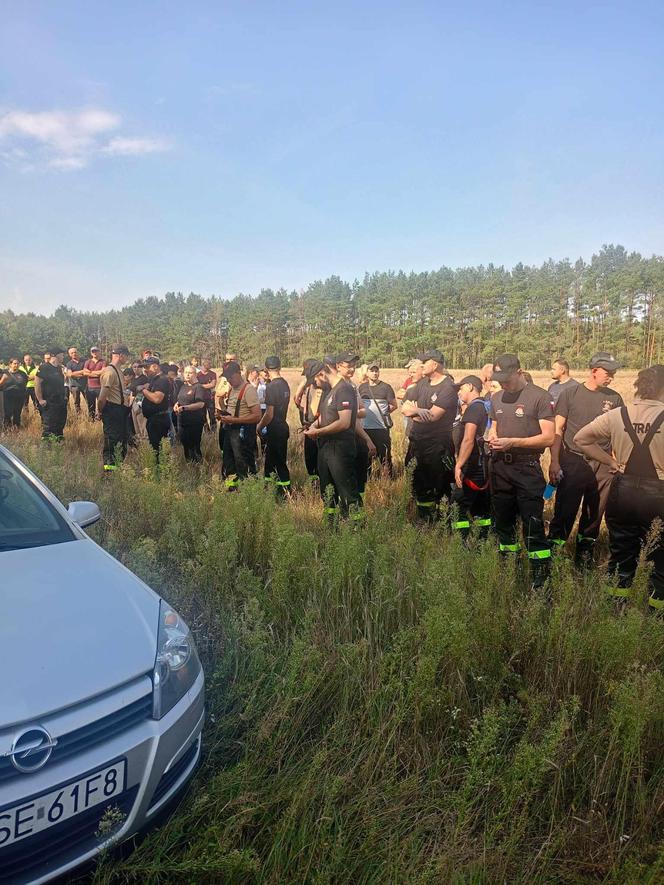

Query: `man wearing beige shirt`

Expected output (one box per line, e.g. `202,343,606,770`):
98,345,130,472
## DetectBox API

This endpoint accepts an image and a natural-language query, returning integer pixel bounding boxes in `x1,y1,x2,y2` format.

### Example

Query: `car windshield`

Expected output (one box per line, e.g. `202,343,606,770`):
0,451,76,551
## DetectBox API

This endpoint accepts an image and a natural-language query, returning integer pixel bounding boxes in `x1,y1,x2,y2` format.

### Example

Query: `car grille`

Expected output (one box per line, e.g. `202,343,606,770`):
0,693,152,784
149,738,200,810
0,784,139,883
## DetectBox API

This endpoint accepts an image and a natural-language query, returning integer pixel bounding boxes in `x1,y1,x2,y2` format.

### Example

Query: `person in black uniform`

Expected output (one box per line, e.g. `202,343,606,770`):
257,356,291,496
488,354,555,588
333,354,376,501
141,357,171,457
401,349,458,521
574,364,664,610
35,351,68,441
303,358,361,521
0,359,27,429
548,352,623,564
452,375,491,539
173,365,207,462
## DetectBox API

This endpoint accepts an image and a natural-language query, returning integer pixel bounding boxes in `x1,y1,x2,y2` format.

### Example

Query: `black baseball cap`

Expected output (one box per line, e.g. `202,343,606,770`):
143,356,160,366
492,354,521,381
454,374,483,392
421,349,445,365
305,359,326,381
367,361,381,370
335,352,359,365
112,344,130,356
265,355,281,370
589,352,620,372
222,360,242,378
301,358,317,375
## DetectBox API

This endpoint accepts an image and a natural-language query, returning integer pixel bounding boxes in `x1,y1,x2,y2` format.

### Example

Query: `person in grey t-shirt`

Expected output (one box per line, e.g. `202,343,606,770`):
358,363,398,477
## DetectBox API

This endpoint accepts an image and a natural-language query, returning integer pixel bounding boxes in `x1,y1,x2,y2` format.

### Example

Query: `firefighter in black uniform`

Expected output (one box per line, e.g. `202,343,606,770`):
488,354,555,588
333,353,376,500
141,357,171,457
574,364,664,610
35,351,68,441
452,375,492,539
303,358,361,522
257,356,291,497
548,352,623,564
401,349,457,521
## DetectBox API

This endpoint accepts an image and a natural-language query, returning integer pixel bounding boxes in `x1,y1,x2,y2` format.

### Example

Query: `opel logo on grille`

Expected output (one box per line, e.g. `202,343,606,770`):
4,727,58,773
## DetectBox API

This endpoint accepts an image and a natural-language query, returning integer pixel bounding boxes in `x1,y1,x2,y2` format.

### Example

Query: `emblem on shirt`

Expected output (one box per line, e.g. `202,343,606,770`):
431,393,438,402
341,401,350,407
515,405,525,418
602,400,613,412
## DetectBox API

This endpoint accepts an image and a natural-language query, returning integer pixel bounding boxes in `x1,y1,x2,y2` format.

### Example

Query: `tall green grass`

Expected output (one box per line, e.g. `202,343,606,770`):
4,413,664,883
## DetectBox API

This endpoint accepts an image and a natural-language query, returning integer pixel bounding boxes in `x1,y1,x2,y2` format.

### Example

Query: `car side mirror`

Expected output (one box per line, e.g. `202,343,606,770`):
68,501,101,528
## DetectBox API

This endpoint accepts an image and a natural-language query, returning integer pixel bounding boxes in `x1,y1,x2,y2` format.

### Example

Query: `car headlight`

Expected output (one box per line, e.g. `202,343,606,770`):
152,601,202,719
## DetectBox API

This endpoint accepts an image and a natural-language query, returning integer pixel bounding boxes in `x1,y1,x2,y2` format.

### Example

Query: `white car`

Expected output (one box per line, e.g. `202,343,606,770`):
0,444,204,884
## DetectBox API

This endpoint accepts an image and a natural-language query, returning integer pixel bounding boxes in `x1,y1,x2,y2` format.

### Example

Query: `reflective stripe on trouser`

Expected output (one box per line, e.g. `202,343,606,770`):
451,478,491,533
405,438,454,513
490,458,550,560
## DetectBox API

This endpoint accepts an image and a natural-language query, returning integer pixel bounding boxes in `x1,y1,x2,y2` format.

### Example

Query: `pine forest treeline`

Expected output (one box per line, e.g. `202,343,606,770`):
2,244,663,368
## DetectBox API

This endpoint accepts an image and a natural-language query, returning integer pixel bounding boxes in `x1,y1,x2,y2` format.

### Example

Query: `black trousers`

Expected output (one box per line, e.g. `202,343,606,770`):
451,478,492,537
366,428,393,477
180,420,204,462
355,438,369,495
264,424,290,490
318,437,361,519
304,434,319,477
3,390,24,428
146,412,171,456
86,388,100,418
101,402,128,470
41,399,67,440
549,450,613,556
605,474,664,605
222,425,256,487
490,457,550,583
405,437,454,520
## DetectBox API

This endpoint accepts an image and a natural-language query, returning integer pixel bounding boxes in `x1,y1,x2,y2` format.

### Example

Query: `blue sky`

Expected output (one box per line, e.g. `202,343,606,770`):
1,1,663,314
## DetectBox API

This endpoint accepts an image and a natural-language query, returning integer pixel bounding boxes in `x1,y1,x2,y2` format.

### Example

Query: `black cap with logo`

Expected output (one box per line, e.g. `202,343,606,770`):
454,374,483,392
112,344,130,356
305,360,326,381
420,349,445,365
265,355,281,370
492,354,521,382
589,352,620,372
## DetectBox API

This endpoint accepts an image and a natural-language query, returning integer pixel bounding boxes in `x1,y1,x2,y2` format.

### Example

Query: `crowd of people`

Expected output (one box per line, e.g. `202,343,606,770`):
1,346,663,610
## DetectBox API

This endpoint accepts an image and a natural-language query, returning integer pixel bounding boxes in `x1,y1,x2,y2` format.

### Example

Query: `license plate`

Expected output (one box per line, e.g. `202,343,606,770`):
0,759,126,850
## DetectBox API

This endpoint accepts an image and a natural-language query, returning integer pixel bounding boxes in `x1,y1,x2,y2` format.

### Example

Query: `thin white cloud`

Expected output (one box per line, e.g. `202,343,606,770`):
101,135,169,156
0,107,170,171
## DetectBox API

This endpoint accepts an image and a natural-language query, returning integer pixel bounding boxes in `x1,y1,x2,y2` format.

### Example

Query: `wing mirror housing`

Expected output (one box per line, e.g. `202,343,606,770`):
68,501,101,528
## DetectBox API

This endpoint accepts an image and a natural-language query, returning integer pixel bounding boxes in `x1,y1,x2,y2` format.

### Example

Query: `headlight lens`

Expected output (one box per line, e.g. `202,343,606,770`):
152,601,202,719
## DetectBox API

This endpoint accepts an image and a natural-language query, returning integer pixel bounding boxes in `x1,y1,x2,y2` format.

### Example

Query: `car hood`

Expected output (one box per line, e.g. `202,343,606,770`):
2,539,160,727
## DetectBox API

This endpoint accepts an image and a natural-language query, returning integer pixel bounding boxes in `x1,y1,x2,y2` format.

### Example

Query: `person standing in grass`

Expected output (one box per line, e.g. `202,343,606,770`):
0,359,28,429
452,375,492,539
257,356,291,496
197,358,217,433
574,364,664,611
174,364,207,462
487,353,554,589
548,352,623,565
219,360,261,488
35,351,68,441
65,346,87,414
303,358,362,522
401,349,457,522
20,353,40,415
358,362,397,478
83,346,106,419
294,358,323,481
98,345,130,473
141,357,171,457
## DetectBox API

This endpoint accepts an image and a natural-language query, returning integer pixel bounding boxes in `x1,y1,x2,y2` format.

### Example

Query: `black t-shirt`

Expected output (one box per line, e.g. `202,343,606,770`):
404,376,458,442
176,382,206,425
129,373,149,396
1,370,27,393
196,370,216,402
556,382,623,454
37,362,66,403
548,378,578,405
318,379,357,444
142,374,171,418
265,376,290,429
490,383,554,453
455,399,489,480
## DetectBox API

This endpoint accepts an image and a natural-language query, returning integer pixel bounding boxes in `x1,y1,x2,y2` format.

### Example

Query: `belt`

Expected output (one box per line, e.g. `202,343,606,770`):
491,451,541,464
615,474,664,487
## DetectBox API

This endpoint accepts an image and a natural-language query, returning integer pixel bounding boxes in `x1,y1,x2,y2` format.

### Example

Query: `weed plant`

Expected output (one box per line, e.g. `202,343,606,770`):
3,409,664,884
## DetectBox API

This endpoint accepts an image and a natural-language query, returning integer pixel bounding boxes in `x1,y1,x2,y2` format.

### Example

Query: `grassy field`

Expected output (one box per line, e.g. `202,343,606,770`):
4,368,664,884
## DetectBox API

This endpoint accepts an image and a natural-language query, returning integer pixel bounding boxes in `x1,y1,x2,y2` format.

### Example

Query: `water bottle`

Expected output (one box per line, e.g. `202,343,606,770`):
543,469,563,500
